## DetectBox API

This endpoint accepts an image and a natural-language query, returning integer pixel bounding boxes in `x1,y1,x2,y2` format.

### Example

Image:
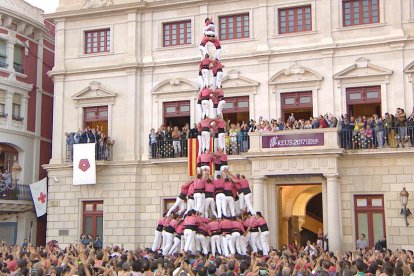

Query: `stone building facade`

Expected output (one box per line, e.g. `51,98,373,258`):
45,0,414,252
0,0,55,246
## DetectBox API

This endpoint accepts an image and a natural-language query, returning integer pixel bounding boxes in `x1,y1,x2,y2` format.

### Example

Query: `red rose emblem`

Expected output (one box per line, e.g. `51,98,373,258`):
78,159,90,172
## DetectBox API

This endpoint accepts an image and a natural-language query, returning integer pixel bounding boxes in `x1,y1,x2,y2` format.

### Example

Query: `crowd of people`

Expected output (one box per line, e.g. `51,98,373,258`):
65,127,115,161
2,238,414,276
339,108,414,149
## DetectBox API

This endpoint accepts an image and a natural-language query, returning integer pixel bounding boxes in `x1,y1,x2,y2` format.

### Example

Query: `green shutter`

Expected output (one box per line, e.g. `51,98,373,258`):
0,40,6,58
14,45,23,65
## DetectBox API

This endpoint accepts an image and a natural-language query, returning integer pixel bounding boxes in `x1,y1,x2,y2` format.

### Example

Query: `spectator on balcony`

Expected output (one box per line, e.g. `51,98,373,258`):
408,108,414,145
149,128,157,158
172,126,182,157
373,114,384,148
189,123,199,138
228,124,239,155
1,170,11,186
396,108,407,148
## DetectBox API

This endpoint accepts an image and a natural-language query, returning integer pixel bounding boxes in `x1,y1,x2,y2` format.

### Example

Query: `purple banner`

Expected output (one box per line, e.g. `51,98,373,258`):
262,133,324,148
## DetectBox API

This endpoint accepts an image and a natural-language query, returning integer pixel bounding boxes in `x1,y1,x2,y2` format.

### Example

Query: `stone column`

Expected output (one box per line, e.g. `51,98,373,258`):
252,176,265,213
6,40,15,71
5,91,13,127
125,68,138,161
21,95,28,130
322,179,328,237
50,75,65,164
325,174,342,253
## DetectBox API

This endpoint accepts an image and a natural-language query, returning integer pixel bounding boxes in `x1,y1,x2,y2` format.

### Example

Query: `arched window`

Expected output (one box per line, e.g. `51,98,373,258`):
0,144,18,173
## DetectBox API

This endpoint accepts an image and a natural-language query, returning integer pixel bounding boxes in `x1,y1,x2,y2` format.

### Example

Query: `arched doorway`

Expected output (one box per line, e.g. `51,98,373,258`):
0,143,19,173
278,185,323,248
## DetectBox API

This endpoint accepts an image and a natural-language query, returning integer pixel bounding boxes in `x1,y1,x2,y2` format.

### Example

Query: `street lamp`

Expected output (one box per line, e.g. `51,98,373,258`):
11,160,22,188
400,187,411,227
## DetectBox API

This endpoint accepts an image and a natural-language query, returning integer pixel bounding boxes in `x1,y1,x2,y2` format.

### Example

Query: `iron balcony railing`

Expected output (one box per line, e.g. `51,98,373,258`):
0,183,32,201
65,143,114,162
149,135,250,159
338,126,414,149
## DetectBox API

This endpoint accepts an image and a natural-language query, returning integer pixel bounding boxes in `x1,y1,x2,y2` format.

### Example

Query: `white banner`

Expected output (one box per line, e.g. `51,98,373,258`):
73,143,96,185
30,178,47,217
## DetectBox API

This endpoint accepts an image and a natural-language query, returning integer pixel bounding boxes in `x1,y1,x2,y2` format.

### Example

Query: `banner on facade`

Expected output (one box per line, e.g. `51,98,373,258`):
73,143,96,185
29,178,47,217
188,138,214,176
262,133,324,148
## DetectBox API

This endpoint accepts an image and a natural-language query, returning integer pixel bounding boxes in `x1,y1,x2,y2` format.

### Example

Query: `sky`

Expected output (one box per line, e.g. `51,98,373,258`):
25,0,59,14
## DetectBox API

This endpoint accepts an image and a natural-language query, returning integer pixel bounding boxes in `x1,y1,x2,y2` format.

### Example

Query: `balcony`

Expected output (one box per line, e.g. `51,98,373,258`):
149,136,250,159
0,184,33,213
65,143,113,162
0,112,7,118
13,63,24,74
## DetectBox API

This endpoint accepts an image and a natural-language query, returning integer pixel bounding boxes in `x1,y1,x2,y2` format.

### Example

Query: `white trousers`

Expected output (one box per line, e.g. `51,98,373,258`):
201,130,211,152
197,135,202,155
201,69,209,88
238,192,255,215
194,192,205,213
222,234,235,257
186,198,195,213
162,232,174,255
204,197,218,217
215,193,226,219
201,100,210,119
218,133,226,152
260,231,270,256
225,196,236,217
196,103,203,123
210,235,222,256
231,232,245,255
168,236,181,255
234,199,241,215
183,229,196,252
217,100,226,116
216,48,222,60
166,197,186,216
195,234,209,255
214,71,223,88
152,230,162,251
250,232,261,253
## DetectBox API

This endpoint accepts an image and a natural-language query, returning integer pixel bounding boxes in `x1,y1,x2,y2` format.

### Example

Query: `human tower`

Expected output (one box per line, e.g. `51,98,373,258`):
151,18,270,257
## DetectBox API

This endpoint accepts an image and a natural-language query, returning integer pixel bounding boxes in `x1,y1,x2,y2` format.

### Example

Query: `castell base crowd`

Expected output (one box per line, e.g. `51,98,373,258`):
151,17,270,257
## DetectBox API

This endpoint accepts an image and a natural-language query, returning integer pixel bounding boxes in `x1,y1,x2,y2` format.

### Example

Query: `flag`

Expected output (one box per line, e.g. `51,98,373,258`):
188,138,214,176
73,143,96,185
30,178,47,217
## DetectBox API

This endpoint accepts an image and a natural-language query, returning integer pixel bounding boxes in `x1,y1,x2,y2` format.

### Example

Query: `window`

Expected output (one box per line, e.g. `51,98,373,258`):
13,45,23,73
0,143,18,173
279,6,312,34
343,0,379,26
85,29,110,54
346,86,381,117
354,195,385,248
0,91,5,117
83,201,103,239
222,96,249,124
219,14,250,40
0,40,6,68
83,106,108,134
12,94,22,121
163,101,190,128
163,198,176,214
281,91,313,120
163,21,191,47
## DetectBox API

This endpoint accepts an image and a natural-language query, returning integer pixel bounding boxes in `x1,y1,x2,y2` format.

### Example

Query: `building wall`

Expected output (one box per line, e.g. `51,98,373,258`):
0,0,55,246
45,0,414,250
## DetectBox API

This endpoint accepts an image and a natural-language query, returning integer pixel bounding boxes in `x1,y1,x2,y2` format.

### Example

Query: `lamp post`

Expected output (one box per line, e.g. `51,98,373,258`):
400,187,411,227
11,160,22,188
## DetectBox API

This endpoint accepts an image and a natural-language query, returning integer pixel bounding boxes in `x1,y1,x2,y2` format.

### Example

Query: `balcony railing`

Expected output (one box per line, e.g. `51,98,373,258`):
149,136,250,159
13,63,24,74
0,56,7,69
0,112,7,118
12,115,24,121
65,143,113,162
0,184,32,201
338,126,414,149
